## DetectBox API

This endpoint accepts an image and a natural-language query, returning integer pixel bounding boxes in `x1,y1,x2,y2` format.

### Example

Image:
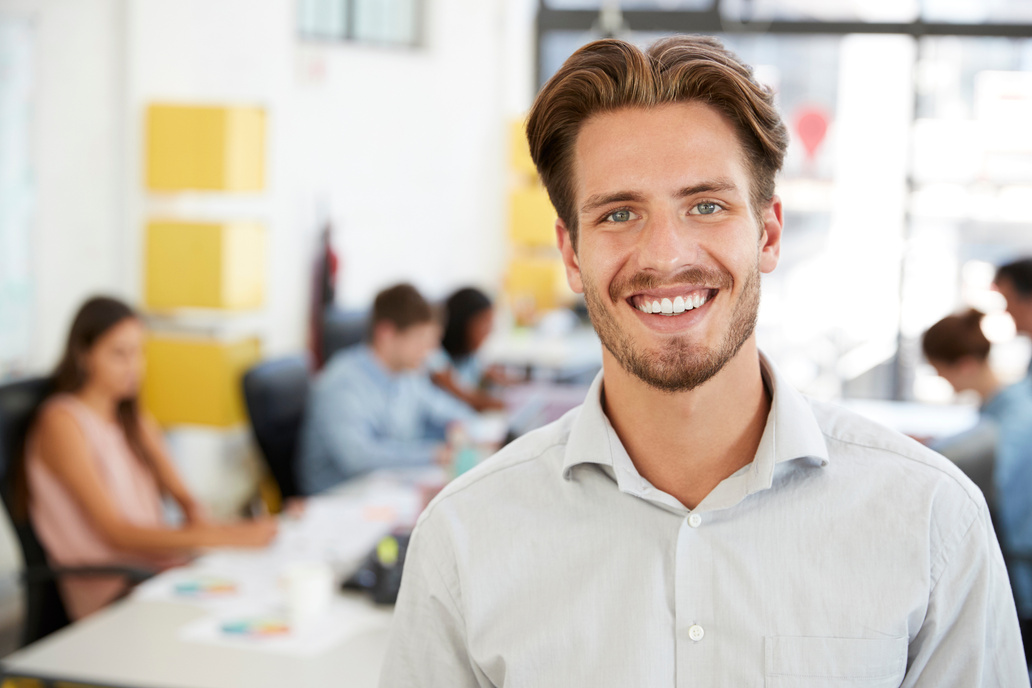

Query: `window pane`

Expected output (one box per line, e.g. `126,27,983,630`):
922,0,1032,24
544,0,714,9
719,0,919,23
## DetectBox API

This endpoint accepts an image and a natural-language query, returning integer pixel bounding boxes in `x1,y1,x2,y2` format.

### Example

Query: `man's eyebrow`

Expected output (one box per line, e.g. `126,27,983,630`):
677,179,740,198
580,191,647,214
580,180,742,214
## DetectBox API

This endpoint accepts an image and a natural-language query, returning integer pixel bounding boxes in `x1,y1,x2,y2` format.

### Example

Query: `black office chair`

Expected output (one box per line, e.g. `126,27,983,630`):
321,307,369,364
242,356,311,502
0,376,153,646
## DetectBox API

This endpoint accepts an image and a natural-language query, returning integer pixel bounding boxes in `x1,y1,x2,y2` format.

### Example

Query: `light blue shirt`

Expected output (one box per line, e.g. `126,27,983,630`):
381,353,1025,687
427,349,486,391
983,378,1032,618
297,345,474,495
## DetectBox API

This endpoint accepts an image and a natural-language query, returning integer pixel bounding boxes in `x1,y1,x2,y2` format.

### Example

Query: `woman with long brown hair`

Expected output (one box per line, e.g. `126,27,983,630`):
24,296,276,619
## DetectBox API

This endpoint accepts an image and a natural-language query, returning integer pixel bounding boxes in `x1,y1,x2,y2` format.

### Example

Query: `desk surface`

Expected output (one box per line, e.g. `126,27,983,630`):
2,597,392,688
0,469,441,688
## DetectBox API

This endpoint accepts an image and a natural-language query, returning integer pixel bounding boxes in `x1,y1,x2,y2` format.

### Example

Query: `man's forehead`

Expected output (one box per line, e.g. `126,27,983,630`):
571,102,752,202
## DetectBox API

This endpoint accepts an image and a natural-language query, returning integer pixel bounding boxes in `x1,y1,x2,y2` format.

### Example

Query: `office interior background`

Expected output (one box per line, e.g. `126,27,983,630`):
0,0,1031,660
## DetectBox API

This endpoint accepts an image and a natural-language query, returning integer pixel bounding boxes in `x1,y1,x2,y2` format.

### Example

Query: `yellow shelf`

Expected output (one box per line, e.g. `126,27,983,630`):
146,104,265,191
506,254,568,313
509,185,557,249
142,335,261,428
144,220,265,310
510,118,537,178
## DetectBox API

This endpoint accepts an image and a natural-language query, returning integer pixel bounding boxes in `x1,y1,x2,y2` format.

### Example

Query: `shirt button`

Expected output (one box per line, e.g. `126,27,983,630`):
688,624,705,642
688,513,702,528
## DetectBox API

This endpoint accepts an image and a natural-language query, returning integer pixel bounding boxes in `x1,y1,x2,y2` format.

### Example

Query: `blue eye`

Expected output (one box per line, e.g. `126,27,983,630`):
694,202,719,215
606,209,633,223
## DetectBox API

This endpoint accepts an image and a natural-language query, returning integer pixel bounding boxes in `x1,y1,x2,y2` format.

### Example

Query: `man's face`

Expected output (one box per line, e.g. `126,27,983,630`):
556,102,782,393
381,321,441,372
997,278,1032,337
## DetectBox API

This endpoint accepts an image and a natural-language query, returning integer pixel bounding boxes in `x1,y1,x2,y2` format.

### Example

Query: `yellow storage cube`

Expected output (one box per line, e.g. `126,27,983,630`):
510,118,537,178
142,335,261,428
510,186,557,249
506,255,569,314
146,104,266,191
145,220,265,310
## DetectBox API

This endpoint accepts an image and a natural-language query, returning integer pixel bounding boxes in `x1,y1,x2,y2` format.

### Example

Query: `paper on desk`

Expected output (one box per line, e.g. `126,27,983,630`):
132,565,278,610
178,595,390,658
133,480,423,609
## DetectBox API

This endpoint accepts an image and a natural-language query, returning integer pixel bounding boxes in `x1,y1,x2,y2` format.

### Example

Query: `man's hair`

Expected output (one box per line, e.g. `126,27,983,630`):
995,258,1032,297
922,309,991,364
526,35,788,247
370,283,434,333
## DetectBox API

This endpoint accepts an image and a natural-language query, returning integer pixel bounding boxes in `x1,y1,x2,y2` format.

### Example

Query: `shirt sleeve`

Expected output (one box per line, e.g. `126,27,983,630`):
319,383,441,476
379,519,489,688
900,494,1028,687
419,376,476,437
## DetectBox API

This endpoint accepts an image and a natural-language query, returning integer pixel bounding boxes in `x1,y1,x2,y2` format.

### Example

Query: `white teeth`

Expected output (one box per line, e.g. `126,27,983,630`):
636,291,711,316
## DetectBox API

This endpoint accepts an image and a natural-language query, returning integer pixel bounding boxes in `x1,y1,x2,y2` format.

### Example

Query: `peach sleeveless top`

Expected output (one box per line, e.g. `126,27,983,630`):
25,395,170,620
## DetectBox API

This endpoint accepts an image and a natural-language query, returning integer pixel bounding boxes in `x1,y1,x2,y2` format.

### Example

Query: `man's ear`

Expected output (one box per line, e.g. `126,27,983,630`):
556,219,584,294
758,195,783,275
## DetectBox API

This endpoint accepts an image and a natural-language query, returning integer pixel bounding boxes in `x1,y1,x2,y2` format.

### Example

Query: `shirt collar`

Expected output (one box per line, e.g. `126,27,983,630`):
562,352,830,499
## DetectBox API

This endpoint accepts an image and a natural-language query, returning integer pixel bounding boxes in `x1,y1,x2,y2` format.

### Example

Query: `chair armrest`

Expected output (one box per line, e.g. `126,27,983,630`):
22,564,155,586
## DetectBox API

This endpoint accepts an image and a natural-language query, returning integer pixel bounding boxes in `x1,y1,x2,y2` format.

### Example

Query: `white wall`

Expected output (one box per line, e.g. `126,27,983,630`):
10,0,533,367
292,0,519,309
1,0,126,372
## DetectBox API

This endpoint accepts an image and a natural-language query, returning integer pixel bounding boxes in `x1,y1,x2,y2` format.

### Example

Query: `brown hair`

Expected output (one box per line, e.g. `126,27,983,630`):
922,309,991,365
996,258,1032,297
370,284,434,335
526,35,788,247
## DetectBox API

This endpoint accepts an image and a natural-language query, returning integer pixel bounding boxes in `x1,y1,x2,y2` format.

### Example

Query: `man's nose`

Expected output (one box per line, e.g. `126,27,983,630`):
634,210,698,273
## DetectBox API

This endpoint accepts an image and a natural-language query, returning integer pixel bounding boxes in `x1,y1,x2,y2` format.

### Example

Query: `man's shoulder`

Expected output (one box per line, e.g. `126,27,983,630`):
416,408,580,525
807,397,985,508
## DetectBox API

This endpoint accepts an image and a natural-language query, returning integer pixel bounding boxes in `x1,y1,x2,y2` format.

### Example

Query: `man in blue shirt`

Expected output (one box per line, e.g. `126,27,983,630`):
298,284,474,495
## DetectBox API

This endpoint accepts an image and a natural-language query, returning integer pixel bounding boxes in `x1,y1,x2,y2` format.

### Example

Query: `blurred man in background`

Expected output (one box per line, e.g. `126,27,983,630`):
297,283,472,494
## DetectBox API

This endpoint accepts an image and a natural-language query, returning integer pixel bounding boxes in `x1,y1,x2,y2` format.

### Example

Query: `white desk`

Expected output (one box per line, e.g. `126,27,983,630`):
0,468,442,688
0,596,392,688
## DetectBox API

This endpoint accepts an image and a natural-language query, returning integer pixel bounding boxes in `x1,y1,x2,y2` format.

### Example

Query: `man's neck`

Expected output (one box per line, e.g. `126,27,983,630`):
369,342,399,374
600,339,771,510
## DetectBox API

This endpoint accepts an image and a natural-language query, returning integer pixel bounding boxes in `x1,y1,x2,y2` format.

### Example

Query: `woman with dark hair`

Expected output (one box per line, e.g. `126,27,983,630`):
24,296,277,620
430,287,507,412
922,309,1032,636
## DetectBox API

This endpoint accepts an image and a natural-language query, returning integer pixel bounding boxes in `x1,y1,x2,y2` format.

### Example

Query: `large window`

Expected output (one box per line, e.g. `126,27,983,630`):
536,2,1032,401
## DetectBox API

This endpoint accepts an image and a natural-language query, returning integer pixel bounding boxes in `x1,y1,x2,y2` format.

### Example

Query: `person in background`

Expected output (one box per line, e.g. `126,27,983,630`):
996,258,1032,379
923,309,1032,659
429,287,507,412
22,296,277,621
297,283,474,495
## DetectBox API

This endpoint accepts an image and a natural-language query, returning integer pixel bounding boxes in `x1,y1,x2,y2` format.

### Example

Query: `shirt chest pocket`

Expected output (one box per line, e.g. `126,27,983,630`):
765,636,908,688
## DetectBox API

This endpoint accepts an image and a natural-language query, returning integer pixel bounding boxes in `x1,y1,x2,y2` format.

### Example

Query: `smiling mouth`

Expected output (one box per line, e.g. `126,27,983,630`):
628,289,717,316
